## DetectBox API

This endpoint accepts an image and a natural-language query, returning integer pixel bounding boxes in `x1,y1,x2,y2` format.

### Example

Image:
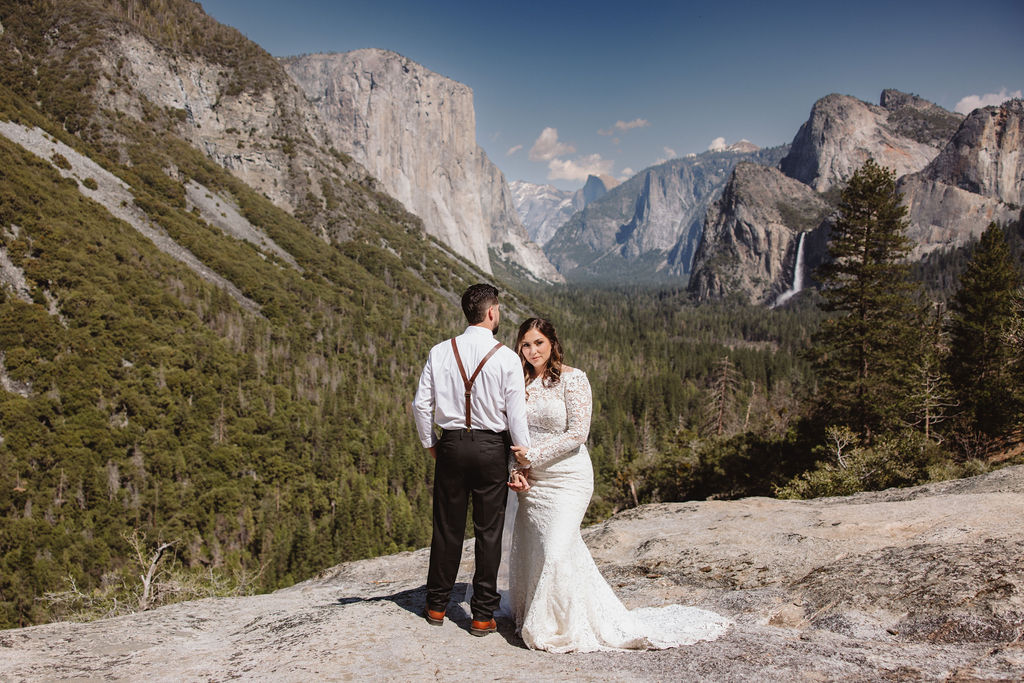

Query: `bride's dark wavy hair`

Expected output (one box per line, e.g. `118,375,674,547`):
516,317,563,386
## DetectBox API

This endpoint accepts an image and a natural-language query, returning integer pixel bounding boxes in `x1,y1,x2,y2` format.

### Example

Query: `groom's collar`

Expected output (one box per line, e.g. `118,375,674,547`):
464,325,494,338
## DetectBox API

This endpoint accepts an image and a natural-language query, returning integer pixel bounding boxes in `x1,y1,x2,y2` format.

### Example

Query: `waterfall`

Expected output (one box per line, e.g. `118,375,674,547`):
792,230,806,292
772,231,806,308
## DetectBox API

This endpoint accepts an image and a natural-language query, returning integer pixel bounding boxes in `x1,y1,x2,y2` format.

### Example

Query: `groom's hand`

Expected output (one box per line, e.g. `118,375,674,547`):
428,446,436,460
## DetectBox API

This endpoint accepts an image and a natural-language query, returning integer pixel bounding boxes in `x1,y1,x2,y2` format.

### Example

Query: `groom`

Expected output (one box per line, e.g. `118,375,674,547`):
412,283,530,636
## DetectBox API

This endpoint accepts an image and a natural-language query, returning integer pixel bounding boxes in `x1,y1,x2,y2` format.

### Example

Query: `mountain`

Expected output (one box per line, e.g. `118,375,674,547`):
509,174,614,246
899,99,1024,256
779,89,962,193
75,5,380,246
688,163,832,305
3,464,1023,679
724,139,760,154
580,173,616,204
0,0,544,628
509,181,579,246
282,50,562,283
690,90,1020,304
544,144,788,283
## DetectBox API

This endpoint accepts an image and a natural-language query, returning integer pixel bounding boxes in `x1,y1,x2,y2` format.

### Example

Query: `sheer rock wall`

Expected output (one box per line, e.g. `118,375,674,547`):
779,92,959,193
900,99,1024,255
544,146,786,282
283,50,562,282
688,163,832,305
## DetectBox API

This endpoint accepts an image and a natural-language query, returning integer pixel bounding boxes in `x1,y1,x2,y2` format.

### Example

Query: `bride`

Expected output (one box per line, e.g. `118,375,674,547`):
506,317,732,653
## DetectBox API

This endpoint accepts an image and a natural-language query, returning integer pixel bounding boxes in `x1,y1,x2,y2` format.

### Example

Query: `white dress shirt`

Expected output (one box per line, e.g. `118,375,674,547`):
412,325,531,449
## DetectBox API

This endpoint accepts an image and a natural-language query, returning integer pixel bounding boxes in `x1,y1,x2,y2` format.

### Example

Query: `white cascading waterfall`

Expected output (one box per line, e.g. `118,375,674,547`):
772,231,806,307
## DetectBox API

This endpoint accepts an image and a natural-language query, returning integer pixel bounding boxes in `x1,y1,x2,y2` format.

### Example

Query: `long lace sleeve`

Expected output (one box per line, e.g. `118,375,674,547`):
525,370,592,468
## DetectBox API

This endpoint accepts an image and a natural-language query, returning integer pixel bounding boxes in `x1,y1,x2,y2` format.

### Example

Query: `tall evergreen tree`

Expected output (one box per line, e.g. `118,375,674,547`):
813,159,921,438
947,223,1022,436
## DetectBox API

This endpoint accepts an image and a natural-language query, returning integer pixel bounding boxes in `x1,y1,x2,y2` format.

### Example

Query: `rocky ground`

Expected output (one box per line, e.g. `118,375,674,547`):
2,466,1023,681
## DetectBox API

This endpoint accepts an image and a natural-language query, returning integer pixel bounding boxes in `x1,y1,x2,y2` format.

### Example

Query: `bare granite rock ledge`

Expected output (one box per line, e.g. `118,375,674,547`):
2,466,1023,681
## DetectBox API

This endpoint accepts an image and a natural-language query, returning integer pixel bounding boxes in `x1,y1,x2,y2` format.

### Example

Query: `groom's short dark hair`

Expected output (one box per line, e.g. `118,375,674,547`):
462,284,499,324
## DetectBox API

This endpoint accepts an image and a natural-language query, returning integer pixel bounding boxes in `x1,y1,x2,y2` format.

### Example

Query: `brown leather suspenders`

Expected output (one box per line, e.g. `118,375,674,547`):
451,339,503,430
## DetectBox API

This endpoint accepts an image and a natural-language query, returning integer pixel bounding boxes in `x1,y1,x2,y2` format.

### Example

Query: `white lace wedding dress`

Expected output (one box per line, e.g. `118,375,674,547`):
508,367,732,653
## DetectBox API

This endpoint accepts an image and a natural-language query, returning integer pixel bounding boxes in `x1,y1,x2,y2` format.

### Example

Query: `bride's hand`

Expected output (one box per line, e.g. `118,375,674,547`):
511,445,531,467
507,469,531,492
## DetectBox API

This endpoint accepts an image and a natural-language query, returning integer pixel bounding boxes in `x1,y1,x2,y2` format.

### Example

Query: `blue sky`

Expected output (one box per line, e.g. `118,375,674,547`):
198,0,1023,191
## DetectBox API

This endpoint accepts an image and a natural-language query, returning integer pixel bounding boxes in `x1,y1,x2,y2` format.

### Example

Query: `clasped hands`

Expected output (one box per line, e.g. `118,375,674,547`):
508,445,532,492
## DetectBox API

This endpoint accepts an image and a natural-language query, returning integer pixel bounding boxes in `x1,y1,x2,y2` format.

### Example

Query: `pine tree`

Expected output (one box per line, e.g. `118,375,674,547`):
906,304,957,441
703,356,740,437
813,159,921,439
947,223,1022,436
1009,289,1024,416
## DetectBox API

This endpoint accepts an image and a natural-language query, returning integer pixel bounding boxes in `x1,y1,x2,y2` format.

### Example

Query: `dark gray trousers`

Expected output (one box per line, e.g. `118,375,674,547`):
426,428,510,620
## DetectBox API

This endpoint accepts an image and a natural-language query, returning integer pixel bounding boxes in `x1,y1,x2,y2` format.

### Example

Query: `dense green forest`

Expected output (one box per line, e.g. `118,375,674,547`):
0,0,521,626
526,202,1023,513
1,0,1022,631
515,285,825,515
0,97,499,626
519,164,1024,514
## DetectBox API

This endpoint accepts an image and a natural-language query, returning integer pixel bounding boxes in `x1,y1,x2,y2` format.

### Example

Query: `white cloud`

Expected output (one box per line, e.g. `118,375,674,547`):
529,127,576,161
955,88,1022,114
530,128,615,182
708,137,727,152
506,144,523,156
619,167,635,180
547,154,614,182
654,148,679,166
598,118,650,136
616,118,649,132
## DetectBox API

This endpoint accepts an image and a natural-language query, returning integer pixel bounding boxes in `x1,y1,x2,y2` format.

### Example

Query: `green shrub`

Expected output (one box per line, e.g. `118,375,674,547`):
776,428,942,499
51,152,71,170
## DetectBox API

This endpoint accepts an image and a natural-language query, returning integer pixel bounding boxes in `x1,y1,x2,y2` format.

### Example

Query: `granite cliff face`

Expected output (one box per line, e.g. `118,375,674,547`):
691,91,1024,303
283,50,561,282
544,146,787,282
509,180,581,246
89,30,390,247
779,91,961,193
3,465,1022,680
900,99,1024,255
509,174,613,246
688,163,832,305
923,98,1024,204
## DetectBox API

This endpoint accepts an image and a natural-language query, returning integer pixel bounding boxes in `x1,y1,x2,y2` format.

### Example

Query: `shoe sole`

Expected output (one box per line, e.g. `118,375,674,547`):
469,625,496,637
425,615,444,626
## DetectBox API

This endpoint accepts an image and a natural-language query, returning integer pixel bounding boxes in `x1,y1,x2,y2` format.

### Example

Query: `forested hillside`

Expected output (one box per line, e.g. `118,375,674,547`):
0,85,516,626
0,0,532,627
1,0,1021,632
519,286,826,516
539,204,1023,516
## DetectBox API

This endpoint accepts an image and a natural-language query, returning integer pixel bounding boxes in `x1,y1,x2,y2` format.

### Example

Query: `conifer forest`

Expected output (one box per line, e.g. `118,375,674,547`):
0,0,1022,629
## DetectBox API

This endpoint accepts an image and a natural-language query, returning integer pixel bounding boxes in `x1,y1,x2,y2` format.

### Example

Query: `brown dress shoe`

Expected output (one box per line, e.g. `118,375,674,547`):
425,608,445,626
469,618,497,636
